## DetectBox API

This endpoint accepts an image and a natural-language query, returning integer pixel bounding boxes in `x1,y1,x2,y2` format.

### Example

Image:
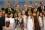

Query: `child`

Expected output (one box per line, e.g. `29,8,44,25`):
9,13,15,30
27,11,34,30
38,12,44,30
22,10,27,30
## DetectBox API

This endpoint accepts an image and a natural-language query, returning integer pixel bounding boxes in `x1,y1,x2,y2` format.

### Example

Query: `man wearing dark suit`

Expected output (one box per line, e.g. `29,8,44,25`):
0,10,5,30
37,6,42,13
37,2,45,13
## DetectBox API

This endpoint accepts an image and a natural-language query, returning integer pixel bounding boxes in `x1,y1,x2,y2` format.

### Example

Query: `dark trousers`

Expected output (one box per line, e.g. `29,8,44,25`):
0,26,2,30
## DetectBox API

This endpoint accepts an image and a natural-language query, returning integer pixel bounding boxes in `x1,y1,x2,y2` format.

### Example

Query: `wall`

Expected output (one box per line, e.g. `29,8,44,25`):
0,0,44,8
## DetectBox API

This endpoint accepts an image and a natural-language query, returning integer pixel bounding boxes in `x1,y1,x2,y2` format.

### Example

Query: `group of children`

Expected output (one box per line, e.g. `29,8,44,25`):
0,1,45,30
0,6,44,30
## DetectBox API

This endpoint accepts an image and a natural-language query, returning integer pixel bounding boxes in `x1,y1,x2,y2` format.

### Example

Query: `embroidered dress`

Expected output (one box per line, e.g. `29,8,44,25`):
27,16,34,30
38,16,43,27
38,16,43,30
9,18,15,30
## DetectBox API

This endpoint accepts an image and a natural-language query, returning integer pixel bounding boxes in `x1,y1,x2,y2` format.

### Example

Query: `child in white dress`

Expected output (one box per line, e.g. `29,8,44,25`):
9,13,15,30
27,11,34,30
5,13,10,23
4,13,15,30
38,13,44,30
18,12,23,30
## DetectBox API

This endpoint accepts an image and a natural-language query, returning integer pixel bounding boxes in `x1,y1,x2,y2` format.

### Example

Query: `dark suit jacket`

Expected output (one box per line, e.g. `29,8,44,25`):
37,6,42,13
37,6,45,13
0,17,5,30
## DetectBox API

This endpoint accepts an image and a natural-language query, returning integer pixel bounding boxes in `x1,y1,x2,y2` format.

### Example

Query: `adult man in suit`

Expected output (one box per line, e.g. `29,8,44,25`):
37,2,45,13
0,10,5,30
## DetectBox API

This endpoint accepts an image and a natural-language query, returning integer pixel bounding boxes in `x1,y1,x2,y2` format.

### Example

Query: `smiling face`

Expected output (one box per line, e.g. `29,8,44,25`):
40,13,42,16
14,13,17,18
28,11,32,16
22,10,25,15
33,12,36,16
10,13,13,18
18,12,21,17
40,2,44,6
